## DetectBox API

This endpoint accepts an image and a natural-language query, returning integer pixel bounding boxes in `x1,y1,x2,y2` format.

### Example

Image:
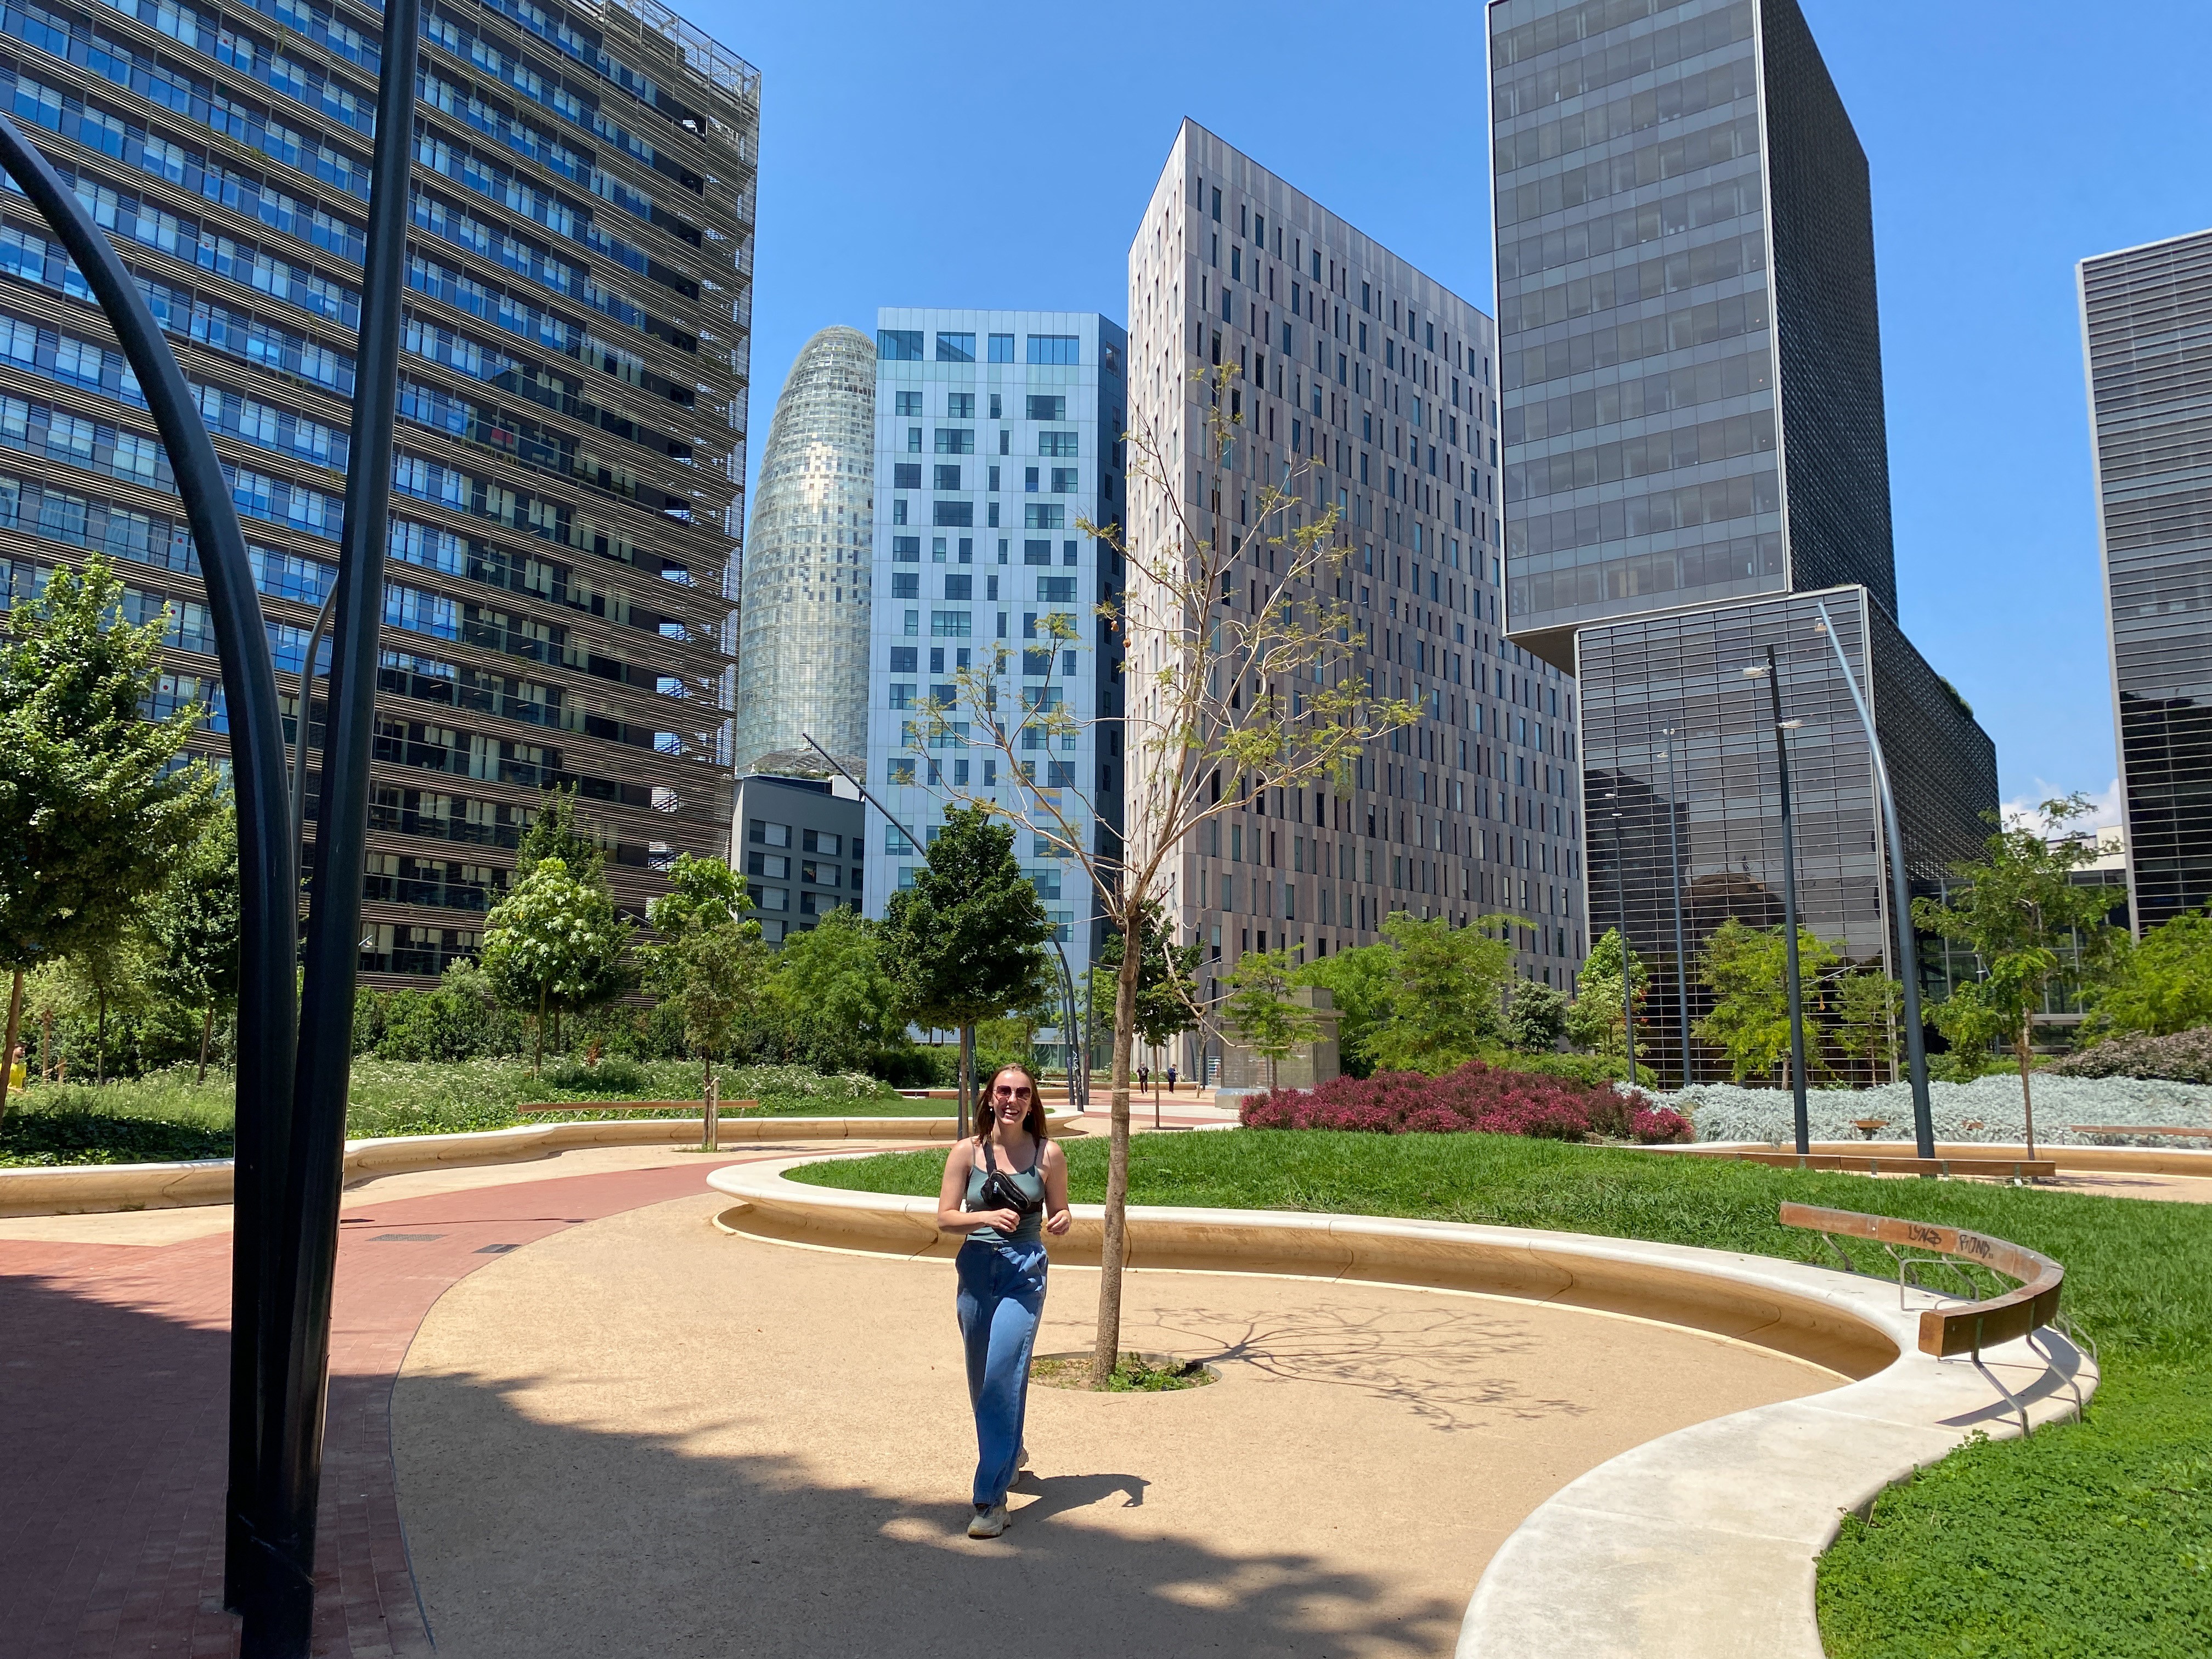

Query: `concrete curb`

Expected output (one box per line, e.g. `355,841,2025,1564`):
0,1113,1078,1217
1664,1138,2212,1176
709,1156,2096,1659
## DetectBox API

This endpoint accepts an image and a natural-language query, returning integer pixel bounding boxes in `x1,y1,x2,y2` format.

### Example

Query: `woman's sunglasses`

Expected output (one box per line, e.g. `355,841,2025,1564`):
992,1085,1033,1099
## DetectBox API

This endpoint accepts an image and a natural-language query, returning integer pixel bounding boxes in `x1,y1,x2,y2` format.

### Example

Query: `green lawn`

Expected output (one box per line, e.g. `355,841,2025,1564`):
793,1132,2211,1659
0,1059,928,1166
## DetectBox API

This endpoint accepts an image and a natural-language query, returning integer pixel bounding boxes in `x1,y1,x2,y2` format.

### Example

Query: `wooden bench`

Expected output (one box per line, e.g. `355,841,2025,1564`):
1779,1200,2078,1430
515,1099,757,1116
2068,1125,2212,1141
1720,1150,2057,1180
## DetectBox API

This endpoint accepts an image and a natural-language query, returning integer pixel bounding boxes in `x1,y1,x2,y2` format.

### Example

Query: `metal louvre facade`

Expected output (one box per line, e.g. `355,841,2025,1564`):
0,0,755,980
2081,228,2212,930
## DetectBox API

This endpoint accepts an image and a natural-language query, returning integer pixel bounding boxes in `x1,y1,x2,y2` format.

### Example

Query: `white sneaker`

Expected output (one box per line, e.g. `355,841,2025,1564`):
968,1502,1008,1539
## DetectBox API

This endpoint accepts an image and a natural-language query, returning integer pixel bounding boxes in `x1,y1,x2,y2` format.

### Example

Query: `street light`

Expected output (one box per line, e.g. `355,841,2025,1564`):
1658,730,1692,1087
1813,601,1936,1158
1606,793,1637,1087
1742,652,1810,1154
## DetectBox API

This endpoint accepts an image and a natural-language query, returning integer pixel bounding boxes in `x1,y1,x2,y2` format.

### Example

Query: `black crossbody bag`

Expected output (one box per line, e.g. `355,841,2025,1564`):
967,1134,1045,1217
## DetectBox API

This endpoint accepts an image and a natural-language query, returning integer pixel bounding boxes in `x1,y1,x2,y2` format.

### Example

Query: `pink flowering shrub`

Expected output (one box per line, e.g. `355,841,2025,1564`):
1239,1060,1693,1144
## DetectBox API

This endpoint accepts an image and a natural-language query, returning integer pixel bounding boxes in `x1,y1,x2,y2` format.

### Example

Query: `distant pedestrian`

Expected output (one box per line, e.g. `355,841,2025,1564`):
7,1043,24,1094
1165,1064,1178,1094
935,1061,1070,1539
1138,1064,1150,1094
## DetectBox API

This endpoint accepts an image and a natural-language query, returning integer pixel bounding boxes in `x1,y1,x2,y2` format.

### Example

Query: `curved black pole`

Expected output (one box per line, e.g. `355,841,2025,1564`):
253,2,419,1650
289,582,341,870
0,108,297,1622
1765,645,1811,1154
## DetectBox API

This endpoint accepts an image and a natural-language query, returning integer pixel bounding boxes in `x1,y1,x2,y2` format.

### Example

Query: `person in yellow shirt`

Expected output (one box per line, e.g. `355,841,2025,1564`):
6,1043,25,1094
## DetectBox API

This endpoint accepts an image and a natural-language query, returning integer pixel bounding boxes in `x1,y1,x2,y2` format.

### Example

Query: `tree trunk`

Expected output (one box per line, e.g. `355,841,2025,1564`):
95,988,107,1087
1091,940,1143,1387
198,1003,215,1084
702,1052,719,1152
41,1008,54,1082
0,966,24,1126
2018,1026,2036,1163
957,1024,973,1142
534,986,546,1075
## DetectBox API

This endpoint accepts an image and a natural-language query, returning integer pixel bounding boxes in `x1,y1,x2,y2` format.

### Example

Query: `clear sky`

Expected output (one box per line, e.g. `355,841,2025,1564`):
685,0,2212,821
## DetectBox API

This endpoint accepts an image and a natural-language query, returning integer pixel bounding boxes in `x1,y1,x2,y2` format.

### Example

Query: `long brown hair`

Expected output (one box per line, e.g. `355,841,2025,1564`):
979,1062,1048,1144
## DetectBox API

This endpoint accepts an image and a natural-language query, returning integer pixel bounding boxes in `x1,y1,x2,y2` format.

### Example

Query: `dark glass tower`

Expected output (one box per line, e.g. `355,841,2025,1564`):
2081,228,2212,932
1489,0,1995,1082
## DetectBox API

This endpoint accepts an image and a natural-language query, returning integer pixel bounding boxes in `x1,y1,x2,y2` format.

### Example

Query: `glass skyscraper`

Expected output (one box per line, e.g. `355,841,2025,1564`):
0,0,755,981
2081,228,2212,931
860,308,1127,1060
733,324,872,777
1489,0,1994,1082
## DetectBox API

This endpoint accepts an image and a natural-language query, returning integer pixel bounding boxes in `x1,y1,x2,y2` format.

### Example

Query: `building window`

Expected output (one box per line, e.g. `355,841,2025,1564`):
930,610,972,637
895,391,922,415
1026,395,1066,421
1023,540,1053,566
758,887,790,911
1051,468,1079,493
936,332,975,363
946,392,975,418
1038,577,1076,603
877,330,922,360
1026,335,1079,365
933,501,973,527
893,537,920,562
944,575,972,599
887,759,915,784
890,646,918,673
802,830,843,856
1039,430,1079,456
1025,504,1064,530
749,820,791,847
890,573,918,599
934,464,963,491
934,427,974,454
906,426,922,452
889,681,915,707
988,334,1015,362
894,463,921,489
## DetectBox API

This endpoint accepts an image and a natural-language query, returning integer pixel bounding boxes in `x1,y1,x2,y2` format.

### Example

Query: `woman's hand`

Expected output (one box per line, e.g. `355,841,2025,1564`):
1043,1207,1071,1237
978,1207,1023,1235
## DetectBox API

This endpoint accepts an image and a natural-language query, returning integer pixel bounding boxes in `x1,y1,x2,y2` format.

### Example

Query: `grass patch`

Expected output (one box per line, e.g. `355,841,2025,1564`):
1031,1352,1215,1393
793,1131,2212,1658
0,1060,923,1165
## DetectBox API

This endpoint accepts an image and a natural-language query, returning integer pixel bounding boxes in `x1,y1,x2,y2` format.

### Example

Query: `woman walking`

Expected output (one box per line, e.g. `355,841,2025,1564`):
935,1062,1070,1538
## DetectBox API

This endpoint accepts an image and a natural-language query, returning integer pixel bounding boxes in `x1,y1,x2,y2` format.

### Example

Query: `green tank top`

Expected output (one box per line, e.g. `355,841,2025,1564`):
963,1133,1048,1246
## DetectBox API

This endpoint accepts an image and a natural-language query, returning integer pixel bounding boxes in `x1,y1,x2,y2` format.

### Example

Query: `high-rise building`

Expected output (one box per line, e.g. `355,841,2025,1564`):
1489,0,1995,1081
0,0,755,981
859,308,1127,1056
733,324,873,776
1128,121,1574,1085
2080,228,2212,932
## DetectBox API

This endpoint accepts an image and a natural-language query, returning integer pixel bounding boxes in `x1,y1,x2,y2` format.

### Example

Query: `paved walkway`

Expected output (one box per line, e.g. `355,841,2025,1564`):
391,1192,1838,1659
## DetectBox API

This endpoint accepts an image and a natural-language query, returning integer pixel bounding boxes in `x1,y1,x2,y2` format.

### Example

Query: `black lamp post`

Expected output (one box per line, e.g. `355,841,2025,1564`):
1660,729,1692,1087
1606,794,1637,1087
1745,648,1810,1154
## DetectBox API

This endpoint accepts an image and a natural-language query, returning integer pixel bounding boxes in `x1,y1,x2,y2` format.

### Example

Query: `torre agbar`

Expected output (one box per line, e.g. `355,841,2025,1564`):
1127,121,1584,1082
1488,0,1995,1083
0,0,756,981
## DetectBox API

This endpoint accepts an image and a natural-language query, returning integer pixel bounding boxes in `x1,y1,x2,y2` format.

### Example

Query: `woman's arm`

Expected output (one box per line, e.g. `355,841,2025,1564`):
1040,1138,1073,1237
935,1138,1019,1237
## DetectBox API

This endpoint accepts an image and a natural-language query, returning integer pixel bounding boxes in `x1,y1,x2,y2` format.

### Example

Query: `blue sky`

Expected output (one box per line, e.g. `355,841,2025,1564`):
687,0,2212,818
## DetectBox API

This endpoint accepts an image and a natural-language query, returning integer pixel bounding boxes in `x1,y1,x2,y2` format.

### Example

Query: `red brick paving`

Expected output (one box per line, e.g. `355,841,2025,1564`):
0,1152,811,1658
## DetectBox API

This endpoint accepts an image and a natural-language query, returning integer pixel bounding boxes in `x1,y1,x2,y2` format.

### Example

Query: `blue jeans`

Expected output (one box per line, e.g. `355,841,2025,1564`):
955,1238,1048,1505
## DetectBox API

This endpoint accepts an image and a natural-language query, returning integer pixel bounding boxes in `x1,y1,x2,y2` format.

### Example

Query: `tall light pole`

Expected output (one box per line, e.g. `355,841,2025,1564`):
1660,730,1692,1087
1606,793,1637,1087
1813,601,1935,1158
1744,650,1810,1154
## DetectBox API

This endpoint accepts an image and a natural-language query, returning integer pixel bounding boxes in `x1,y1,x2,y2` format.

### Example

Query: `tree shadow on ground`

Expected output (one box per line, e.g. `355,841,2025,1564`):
393,1362,1468,1659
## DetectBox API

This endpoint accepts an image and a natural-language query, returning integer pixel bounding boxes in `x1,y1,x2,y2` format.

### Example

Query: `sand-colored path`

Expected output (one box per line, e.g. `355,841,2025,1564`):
393,1192,1843,1659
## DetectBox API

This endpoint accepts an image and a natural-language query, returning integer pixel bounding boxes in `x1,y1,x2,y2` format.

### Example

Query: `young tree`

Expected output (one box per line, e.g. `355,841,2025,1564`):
0,555,216,1121
1358,911,1517,1075
2087,909,2212,1040
517,785,608,878
1832,969,1904,1084
1294,942,1398,1077
768,906,907,1053
913,365,1418,1382
146,805,241,1082
645,854,768,1114
1692,918,1839,1086
479,855,633,1071
878,806,1056,1135
1566,928,1652,1064
1504,980,1570,1053
1087,899,1203,1066
1219,946,1321,1091
1915,795,2126,1155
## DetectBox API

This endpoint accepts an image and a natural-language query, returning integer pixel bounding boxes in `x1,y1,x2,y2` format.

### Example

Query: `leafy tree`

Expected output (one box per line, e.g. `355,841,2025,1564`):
1567,928,1652,1064
146,805,240,1081
1504,980,1570,1054
768,906,907,1052
1294,943,1398,1078
1088,900,1203,1060
0,555,215,1121
644,854,767,1111
1692,918,1839,1085
1916,797,2126,1153
480,855,633,1070
878,806,1056,1135
1833,969,1904,1083
2087,909,2212,1040
1359,911,1516,1075
1219,946,1320,1090
517,786,607,878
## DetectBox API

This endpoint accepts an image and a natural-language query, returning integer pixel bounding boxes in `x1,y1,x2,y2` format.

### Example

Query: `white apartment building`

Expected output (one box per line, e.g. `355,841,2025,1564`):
1125,122,1585,1077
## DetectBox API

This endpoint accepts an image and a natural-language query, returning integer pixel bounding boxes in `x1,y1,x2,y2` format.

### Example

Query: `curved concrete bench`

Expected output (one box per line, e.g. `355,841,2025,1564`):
0,1113,1075,1217
708,1156,2095,1659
